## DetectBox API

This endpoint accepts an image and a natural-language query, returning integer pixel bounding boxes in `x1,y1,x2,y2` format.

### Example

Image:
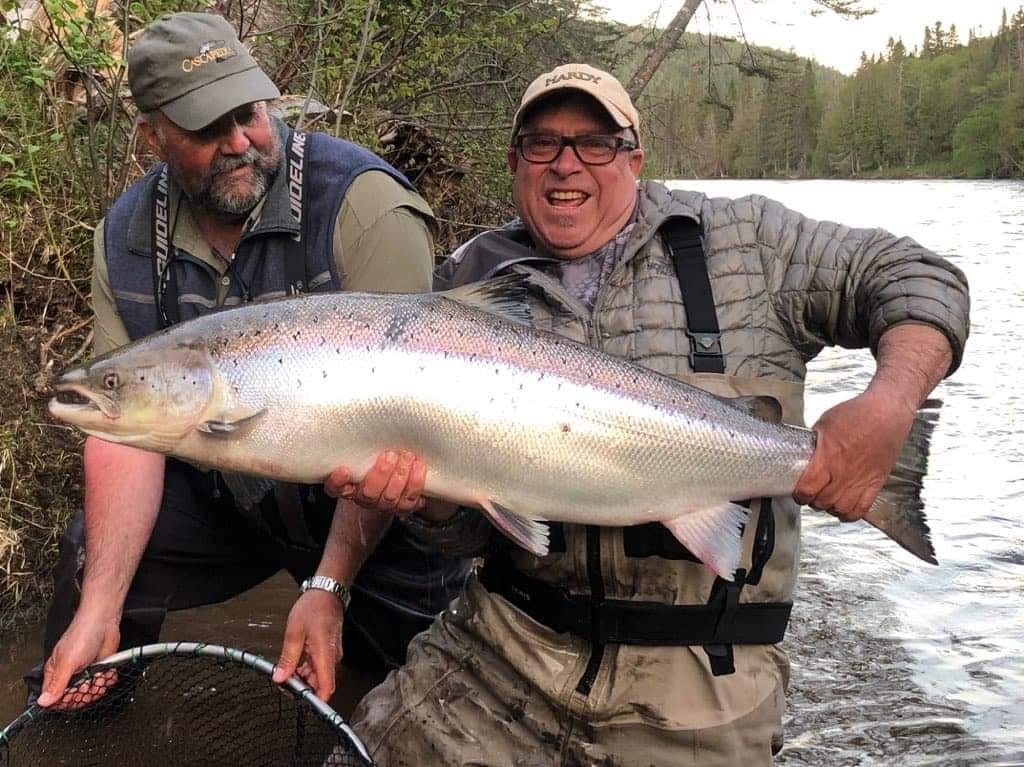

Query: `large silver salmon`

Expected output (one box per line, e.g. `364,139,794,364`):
48,276,936,578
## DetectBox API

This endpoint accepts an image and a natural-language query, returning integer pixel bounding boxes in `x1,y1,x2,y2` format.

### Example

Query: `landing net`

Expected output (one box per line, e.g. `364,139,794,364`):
0,643,373,766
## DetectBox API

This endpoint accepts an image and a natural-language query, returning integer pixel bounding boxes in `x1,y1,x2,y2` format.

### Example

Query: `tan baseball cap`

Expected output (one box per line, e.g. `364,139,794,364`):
128,12,279,131
511,63,640,145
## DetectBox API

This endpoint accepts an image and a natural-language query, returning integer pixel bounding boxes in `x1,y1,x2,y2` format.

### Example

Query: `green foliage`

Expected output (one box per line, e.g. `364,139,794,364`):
810,5,1024,179
953,103,1004,175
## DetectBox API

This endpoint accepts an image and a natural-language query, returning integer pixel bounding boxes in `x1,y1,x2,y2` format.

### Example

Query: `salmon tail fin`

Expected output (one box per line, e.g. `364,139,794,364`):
662,502,750,581
441,274,532,325
863,399,941,565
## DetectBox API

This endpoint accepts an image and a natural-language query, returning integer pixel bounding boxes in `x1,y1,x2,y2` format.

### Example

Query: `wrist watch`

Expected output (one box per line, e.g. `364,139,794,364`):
300,575,351,610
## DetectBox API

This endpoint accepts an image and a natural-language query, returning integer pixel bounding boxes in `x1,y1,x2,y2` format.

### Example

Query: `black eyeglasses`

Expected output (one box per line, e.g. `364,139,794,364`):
514,133,638,165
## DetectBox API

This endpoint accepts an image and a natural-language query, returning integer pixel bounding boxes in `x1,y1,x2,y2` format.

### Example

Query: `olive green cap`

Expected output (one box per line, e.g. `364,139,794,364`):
128,12,279,131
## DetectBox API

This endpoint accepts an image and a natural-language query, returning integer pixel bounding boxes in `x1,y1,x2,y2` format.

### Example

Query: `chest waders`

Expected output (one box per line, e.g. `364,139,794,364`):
479,216,791,688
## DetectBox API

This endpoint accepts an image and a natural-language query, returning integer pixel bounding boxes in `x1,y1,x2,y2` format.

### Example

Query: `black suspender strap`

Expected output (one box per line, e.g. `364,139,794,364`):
662,217,725,374
151,166,179,329
284,129,308,296
479,557,791,648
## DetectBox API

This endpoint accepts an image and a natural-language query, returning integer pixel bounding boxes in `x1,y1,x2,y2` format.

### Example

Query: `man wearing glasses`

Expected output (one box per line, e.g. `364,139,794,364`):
337,64,968,765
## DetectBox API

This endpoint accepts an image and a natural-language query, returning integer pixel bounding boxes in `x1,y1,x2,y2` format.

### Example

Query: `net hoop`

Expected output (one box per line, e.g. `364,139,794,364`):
0,642,373,765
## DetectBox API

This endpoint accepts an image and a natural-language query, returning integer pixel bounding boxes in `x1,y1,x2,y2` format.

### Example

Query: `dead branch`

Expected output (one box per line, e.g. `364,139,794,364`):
626,0,705,99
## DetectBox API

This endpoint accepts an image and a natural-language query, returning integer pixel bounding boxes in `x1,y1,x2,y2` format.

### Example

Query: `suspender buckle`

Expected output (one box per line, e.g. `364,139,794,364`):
686,330,723,372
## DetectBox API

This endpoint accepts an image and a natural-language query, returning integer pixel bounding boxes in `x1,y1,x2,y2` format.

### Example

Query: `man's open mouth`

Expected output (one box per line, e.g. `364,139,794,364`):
547,191,589,207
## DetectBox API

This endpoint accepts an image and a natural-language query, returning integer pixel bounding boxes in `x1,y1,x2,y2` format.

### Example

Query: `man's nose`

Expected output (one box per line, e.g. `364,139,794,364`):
220,119,251,155
548,141,583,175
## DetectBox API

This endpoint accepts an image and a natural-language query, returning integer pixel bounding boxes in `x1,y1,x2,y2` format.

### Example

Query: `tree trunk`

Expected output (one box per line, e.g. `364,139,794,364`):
626,0,705,100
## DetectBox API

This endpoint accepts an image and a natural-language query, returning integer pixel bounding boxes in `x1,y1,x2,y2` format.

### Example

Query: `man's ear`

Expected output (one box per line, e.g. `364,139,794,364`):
507,146,518,173
629,147,644,178
138,117,166,161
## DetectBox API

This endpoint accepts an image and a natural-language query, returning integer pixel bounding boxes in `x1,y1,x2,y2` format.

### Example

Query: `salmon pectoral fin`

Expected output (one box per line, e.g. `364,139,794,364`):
661,503,750,581
479,498,550,557
198,407,266,435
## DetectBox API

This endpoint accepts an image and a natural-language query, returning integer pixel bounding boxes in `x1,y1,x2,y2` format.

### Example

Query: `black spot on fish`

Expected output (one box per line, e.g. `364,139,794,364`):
383,313,414,343
278,358,283,365
319,337,326,346
323,370,328,378
561,423,571,433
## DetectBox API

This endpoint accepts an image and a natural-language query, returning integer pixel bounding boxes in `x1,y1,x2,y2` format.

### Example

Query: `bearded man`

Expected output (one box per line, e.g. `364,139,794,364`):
29,11,465,709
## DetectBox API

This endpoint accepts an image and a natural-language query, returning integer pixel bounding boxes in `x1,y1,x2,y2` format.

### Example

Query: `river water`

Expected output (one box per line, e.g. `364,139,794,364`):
1,179,1021,764
666,179,1023,766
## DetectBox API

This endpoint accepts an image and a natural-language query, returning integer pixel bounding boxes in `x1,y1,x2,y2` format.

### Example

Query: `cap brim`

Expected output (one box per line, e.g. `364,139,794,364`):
512,86,633,137
161,66,280,131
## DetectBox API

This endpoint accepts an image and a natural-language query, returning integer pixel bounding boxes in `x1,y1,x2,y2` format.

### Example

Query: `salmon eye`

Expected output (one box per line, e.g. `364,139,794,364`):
102,372,120,390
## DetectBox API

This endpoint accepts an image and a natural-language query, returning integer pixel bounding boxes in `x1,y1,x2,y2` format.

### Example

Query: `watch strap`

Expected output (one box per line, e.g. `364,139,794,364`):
300,575,351,609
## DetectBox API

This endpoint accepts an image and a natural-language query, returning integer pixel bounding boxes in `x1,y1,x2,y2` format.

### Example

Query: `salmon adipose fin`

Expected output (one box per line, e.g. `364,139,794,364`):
441,274,532,325
863,400,941,565
661,503,750,580
481,498,550,556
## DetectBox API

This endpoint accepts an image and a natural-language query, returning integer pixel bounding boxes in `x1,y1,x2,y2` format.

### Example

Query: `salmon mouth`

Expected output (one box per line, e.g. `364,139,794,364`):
50,378,120,420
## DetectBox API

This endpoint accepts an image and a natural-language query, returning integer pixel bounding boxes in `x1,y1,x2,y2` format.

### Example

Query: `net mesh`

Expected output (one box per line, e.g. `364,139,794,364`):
0,646,373,767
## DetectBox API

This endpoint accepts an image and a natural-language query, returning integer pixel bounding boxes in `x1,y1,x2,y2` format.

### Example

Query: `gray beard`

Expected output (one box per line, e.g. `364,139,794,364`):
171,144,280,220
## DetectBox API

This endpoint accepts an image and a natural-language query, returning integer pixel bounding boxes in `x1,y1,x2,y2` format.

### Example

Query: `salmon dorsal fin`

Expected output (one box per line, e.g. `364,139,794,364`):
719,394,784,423
441,274,532,326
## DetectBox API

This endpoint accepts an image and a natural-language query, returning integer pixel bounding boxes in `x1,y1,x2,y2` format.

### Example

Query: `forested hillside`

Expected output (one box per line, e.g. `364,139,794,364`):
632,8,1024,179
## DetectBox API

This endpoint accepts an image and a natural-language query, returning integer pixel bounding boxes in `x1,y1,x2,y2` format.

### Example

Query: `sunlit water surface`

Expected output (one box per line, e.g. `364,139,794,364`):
667,179,1023,766
0,180,1020,766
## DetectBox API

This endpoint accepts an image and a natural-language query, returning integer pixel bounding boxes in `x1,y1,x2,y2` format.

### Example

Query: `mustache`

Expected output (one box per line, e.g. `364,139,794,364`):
210,147,276,175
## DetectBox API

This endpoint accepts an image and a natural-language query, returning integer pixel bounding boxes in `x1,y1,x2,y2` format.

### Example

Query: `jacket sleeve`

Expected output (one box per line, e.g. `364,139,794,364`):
752,195,970,375
91,218,132,356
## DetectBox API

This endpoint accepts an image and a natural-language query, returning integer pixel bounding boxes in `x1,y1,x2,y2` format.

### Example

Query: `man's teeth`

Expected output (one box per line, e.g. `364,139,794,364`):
549,191,587,203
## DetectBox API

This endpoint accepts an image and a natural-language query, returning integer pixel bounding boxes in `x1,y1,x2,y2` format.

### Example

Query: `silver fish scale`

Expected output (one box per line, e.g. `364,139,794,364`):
158,291,813,523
